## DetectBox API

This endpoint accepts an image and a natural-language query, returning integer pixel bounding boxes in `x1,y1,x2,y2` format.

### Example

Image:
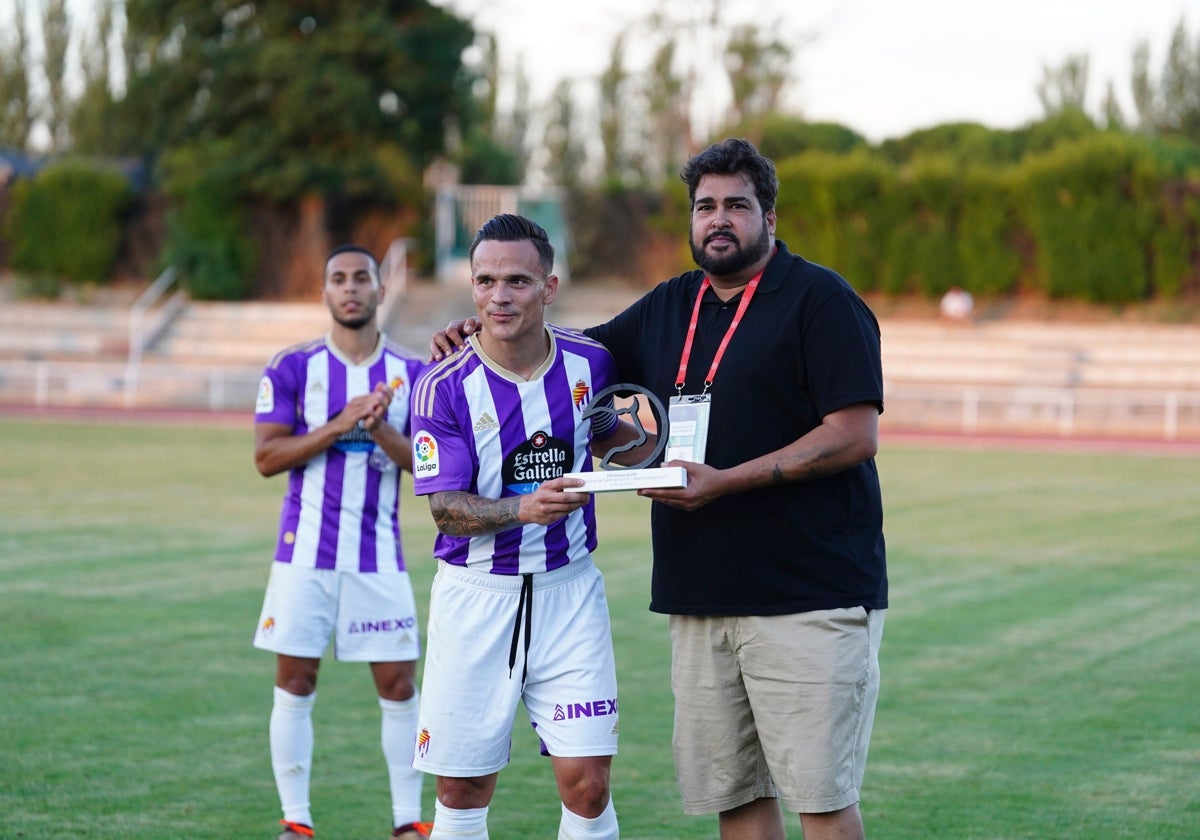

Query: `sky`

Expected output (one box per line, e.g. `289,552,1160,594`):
439,0,1197,142
19,0,1196,149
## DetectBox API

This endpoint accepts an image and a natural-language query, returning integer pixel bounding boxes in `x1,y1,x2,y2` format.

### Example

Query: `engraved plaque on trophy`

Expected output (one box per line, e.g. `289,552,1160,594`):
563,383,687,493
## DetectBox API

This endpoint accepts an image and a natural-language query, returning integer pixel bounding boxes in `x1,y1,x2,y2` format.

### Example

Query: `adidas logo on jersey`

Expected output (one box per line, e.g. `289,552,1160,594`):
474,412,499,432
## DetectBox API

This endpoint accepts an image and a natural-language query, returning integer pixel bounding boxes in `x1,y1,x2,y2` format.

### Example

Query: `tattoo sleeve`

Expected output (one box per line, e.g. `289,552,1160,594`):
430,490,523,536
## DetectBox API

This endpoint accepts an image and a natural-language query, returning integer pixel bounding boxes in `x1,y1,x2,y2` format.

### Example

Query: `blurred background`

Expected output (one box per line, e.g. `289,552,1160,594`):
1,0,1198,439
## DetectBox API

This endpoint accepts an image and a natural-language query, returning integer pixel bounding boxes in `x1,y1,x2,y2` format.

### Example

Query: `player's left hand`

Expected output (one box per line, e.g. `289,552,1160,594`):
519,476,590,525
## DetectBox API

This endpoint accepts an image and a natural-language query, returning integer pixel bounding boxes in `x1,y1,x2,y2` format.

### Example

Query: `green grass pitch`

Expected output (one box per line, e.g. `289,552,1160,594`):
1,416,1198,839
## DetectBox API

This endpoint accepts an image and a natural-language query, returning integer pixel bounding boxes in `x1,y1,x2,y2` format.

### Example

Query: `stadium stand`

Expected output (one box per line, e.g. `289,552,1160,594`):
1,287,1198,441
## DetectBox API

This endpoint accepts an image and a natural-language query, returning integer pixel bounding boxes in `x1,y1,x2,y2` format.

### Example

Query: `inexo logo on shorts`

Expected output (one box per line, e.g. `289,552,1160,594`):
553,698,618,721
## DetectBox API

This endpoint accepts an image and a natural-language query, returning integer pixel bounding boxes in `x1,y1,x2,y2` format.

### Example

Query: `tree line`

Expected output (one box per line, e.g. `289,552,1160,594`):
1,1,1198,306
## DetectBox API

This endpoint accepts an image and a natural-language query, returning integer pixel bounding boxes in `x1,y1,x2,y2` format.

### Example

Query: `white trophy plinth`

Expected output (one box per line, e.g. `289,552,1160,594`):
563,466,686,493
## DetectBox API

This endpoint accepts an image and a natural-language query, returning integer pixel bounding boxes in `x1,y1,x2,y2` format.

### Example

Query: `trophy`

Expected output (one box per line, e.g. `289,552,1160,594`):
563,383,687,493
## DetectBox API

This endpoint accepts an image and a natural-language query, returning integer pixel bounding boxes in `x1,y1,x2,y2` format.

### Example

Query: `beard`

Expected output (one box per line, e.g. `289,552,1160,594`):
690,220,772,277
331,306,375,330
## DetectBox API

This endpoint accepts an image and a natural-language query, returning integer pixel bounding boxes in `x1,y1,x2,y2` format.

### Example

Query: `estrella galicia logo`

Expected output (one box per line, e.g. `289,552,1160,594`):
333,420,375,453
503,431,571,494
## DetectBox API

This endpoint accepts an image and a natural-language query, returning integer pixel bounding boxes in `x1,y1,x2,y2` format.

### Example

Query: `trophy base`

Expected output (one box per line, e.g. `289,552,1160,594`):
562,466,687,493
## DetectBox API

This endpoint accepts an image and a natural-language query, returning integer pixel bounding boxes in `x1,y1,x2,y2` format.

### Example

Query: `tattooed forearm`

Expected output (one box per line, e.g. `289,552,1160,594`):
770,445,840,485
430,490,523,536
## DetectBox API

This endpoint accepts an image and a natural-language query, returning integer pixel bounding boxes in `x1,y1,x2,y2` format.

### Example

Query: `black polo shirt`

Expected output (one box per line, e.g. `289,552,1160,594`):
585,241,887,615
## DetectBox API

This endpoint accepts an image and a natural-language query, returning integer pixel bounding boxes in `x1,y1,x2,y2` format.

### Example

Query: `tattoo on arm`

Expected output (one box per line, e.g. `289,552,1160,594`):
771,445,838,485
430,490,522,536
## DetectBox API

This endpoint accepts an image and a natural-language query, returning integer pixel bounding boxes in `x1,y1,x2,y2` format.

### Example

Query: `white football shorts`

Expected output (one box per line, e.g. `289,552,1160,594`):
252,561,421,662
413,557,619,777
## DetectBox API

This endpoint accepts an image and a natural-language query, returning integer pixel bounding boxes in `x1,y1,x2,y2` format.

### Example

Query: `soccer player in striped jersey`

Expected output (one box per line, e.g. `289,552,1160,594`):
252,245,431,840
409,215,650,840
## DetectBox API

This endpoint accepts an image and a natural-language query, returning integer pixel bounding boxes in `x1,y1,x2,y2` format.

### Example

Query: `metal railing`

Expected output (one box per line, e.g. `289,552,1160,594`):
880,381,1200,441
125,266,187,407
4,358,1199,443
377,237,412,330
2,358,261,412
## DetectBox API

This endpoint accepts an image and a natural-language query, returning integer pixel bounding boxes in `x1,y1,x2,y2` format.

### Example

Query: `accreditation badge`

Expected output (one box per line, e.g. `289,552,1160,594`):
665,394,711,464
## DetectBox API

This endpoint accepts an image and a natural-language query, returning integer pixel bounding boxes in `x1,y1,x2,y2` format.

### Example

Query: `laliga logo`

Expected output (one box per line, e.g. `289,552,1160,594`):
413,431,440,477
414,432,437,462
580,384,669,471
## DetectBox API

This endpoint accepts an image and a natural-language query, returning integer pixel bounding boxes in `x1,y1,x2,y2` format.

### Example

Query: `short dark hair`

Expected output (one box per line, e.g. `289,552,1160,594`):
680,138,779,213
324,244,380,284
468,214,555,275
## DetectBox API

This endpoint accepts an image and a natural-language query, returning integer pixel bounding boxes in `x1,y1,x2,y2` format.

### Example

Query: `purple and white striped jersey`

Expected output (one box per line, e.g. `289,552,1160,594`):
409,325,620,575
255,334,427,573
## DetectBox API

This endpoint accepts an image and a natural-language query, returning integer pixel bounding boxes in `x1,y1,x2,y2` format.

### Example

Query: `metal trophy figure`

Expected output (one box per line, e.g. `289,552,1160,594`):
564,383,687,492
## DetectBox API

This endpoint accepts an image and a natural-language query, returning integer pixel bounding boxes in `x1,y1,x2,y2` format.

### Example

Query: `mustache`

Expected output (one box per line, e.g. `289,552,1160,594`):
704,231,738,245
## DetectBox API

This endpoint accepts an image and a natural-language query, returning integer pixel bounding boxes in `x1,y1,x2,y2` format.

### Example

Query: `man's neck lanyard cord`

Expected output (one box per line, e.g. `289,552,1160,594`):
674,272,762,396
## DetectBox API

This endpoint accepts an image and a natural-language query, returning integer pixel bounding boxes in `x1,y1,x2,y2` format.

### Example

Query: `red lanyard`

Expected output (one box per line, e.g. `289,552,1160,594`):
675,272,763,394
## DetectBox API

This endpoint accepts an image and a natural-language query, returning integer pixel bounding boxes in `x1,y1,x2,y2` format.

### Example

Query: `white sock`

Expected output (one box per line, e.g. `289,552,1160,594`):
558,798,618,840
270,686,316,828
430,799,489,839
379,692,424,828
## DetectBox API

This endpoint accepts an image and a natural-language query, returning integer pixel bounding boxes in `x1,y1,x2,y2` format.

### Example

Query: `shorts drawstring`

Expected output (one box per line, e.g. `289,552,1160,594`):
508,573,534,683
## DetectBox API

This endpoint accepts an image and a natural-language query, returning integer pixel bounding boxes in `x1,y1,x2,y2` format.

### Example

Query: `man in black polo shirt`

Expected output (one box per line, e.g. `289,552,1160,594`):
431,138,886,840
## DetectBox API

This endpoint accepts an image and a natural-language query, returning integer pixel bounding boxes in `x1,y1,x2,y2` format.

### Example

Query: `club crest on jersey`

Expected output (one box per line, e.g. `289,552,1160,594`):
503,431,572,494
572,378,591,410
413,431,439,477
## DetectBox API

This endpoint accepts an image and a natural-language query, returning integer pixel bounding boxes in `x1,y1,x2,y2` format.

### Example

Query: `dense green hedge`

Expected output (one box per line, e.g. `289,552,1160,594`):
769,133,1199,304
5,159,133,283
1018,134,1159,302
6,127,1197,306
775,152,892,293
957,165,1023,297
160,143,258,301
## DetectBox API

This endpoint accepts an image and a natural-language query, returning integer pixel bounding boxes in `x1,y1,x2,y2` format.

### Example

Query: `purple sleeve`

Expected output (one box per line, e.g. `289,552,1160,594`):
410,382,477,497
255,357,299,427
586,358,620,441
